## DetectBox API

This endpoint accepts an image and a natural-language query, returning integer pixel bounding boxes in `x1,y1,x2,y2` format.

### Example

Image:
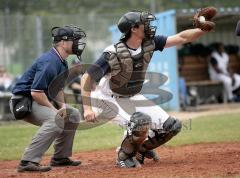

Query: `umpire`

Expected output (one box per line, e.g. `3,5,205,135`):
9,25,86,172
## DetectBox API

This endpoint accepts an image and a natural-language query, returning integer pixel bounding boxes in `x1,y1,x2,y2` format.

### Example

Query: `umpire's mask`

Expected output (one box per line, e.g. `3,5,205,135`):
51,25,86,61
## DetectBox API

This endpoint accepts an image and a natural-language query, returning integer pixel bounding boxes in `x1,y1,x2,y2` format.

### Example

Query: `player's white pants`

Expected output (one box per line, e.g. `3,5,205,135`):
91,87,169,130
210,73,240,100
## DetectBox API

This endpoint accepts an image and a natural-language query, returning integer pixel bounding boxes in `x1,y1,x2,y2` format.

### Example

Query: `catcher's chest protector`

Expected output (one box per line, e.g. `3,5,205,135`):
108,40,155,96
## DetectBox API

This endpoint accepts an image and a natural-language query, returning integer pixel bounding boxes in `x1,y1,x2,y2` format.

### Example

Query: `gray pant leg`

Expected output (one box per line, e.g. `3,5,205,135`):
53,106,80,159
21,101,62,163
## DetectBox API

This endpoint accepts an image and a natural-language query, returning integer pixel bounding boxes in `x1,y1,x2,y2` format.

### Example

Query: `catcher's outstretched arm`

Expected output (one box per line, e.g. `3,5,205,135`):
164,28,205,48
164,6,217,49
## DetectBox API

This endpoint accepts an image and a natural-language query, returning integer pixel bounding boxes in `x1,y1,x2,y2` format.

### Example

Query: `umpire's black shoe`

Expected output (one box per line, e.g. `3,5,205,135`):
50,158,81,167
136,150,160,164
17,161,51,172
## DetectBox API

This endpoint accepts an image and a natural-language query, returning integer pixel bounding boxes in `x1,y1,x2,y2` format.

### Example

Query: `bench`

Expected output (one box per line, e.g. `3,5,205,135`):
0,92,13,120
229,54,240,74
179,55,225,105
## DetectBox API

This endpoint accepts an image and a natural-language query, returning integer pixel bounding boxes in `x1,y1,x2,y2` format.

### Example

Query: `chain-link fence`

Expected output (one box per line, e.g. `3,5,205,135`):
0,11,239,76
0,12,121,75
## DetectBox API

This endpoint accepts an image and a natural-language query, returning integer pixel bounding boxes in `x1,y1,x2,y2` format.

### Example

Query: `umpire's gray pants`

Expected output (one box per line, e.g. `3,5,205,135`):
15,101,80,163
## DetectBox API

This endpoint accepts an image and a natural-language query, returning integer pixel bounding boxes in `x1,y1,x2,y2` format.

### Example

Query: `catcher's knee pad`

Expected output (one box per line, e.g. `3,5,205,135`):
117,112,151,167
140,117,182,151
162,116,182,136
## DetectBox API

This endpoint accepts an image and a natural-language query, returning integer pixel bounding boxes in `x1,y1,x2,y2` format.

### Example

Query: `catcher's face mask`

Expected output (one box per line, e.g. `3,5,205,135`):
140,12,157,39
51,25,86,61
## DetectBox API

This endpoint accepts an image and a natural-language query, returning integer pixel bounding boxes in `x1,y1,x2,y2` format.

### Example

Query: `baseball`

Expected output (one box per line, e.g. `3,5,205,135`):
199,16,206,23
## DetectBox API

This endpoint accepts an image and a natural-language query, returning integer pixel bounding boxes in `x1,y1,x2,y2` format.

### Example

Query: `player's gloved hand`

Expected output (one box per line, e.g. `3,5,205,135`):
193,6,217,32
84,109,97,122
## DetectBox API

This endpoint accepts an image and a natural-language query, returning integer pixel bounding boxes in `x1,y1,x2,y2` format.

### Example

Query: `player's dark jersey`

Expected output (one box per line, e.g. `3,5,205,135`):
12,48,68,100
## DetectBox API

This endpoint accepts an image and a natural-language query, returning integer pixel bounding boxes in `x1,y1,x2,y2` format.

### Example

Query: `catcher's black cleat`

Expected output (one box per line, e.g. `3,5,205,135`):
136,150,160,164
116,157,141,168
17,161,51,172
50,157,81,167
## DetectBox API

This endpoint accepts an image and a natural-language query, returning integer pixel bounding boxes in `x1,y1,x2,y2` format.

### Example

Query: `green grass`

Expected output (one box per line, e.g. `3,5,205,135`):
0,122,124,160
168,113,240,146
0,112,240,160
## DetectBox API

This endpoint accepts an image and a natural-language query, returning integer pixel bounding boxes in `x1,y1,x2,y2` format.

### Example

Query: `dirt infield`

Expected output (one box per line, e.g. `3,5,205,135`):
1,142,239,178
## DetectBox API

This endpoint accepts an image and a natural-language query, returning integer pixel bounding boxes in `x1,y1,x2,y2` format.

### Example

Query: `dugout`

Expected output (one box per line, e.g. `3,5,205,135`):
109,8,240,111
177,8,240,107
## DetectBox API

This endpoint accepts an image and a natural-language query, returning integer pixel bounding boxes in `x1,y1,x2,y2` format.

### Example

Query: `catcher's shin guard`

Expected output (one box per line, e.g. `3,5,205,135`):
136,149,160,164
117,112,151,168
138,117,182,157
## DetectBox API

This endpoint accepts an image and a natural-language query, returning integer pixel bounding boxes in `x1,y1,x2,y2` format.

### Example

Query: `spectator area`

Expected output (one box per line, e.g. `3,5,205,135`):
179,51,240,105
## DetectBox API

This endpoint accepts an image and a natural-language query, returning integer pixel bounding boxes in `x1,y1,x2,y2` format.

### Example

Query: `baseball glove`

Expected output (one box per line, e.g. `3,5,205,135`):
193,7,217,31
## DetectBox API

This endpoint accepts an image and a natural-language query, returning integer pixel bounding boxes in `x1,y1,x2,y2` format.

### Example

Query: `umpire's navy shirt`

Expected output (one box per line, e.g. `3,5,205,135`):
12,48,68,100
87,35,167,82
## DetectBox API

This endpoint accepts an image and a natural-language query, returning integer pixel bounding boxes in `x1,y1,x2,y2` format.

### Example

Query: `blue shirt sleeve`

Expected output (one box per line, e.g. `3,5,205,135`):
31,61,58,91
154,35,168,51
87,52,110,82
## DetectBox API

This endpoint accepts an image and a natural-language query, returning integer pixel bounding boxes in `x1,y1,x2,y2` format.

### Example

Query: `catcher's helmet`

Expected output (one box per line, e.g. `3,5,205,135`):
128,112,151,137
117,11,156,40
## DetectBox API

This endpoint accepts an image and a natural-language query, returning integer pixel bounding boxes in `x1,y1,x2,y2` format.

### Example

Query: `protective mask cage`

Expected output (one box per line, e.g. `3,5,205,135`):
66,25,87,61
141,12,157,39
72,37,86,61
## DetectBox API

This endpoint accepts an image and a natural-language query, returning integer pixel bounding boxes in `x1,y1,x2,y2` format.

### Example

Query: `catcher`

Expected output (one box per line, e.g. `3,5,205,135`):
81,7,217,168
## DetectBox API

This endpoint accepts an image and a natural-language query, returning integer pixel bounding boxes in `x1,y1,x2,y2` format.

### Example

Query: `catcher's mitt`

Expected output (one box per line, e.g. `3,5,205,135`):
193,7,217,31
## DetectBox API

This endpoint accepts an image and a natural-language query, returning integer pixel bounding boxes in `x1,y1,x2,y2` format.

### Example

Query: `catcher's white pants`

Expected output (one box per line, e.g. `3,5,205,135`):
91,86,169,130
